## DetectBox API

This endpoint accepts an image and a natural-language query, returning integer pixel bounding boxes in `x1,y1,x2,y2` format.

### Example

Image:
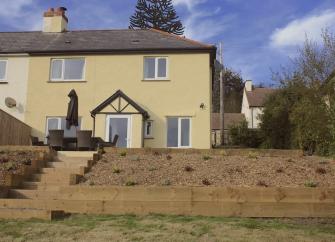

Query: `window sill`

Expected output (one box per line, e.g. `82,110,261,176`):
0,81,8,84
47,80,87,83
142,79,171,82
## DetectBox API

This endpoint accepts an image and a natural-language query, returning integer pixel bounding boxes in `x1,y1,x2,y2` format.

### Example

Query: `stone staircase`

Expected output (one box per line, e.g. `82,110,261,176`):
0,151,97,220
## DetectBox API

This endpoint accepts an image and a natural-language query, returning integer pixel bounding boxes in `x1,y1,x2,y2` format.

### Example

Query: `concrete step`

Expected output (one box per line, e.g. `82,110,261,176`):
22,182,62,191
9,189,59,199
0,207,65,220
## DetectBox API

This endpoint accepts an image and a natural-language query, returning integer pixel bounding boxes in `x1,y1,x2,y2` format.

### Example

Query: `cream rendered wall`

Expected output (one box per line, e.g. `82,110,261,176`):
251,107,263,129
25,53,212,149
0,56,29,121
241,89,252,128
241,89,263,129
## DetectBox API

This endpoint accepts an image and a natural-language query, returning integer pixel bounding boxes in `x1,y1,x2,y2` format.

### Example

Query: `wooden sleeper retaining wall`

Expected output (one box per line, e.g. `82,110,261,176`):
3,186,334,218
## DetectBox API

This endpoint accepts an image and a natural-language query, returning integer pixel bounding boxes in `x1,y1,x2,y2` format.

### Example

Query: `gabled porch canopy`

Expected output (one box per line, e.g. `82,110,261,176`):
91,89,149,119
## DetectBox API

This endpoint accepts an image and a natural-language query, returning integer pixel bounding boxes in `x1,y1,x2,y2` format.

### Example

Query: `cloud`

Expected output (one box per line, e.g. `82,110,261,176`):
270,10,335,48
0,0,42,30
184,9,235,41
173,0,232,41
173,0,206,10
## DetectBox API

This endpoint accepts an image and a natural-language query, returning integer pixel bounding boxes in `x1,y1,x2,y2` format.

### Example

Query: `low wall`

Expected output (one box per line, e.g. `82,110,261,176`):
104,148,303,157
17,186,334,218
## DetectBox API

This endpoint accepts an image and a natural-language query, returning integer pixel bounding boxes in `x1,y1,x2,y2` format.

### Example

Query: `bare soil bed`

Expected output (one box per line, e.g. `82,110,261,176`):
0,149,44,186
81,150,335,187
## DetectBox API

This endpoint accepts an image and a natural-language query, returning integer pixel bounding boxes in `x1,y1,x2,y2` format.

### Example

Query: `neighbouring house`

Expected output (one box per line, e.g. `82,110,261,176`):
211,113,245,146
241,80,275,129
0,54,29,121
0,7,216,149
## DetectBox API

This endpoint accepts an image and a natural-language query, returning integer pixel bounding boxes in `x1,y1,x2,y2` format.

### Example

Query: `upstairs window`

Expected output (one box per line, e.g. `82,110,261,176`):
144,57,168,80
0,60,8,82
50,58,85,81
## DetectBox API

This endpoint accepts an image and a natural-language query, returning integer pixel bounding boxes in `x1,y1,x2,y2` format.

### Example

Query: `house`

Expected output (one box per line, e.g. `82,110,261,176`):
241,80,275,129
211,113,245,145
0,50,29,121
0,7,216,149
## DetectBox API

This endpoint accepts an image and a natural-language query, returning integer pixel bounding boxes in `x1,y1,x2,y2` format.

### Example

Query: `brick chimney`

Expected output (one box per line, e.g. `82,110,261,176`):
43,7,68,33
245,80,253,92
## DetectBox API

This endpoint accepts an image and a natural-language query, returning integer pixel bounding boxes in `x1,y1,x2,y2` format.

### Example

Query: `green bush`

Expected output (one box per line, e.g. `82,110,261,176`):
259,81,335,156
229,120,263,148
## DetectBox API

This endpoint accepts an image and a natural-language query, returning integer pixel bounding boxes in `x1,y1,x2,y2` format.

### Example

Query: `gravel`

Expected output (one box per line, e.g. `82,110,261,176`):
0,150,42,185
80,151,335,187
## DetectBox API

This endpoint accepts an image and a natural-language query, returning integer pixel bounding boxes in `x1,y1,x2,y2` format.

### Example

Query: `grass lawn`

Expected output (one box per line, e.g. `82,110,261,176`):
0,214,334,242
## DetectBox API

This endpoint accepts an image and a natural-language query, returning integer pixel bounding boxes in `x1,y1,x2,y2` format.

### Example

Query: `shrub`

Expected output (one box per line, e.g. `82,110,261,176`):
305,181,318,188
22,159,32,166
256,180,268,187
276,167,284,173
229,120,263,148
202,179,211,186
4,161,16,171
248,152,258,159
148,167,157,172
162,179,171,186
0,158,9,163
113,168,122,174
125,180,137,186
153,151,161,156
203,155,211,161
184,166,194,172
315,167,327,175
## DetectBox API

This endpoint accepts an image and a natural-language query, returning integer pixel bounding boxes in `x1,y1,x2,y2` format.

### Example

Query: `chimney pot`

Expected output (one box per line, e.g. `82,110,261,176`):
43,6,68,32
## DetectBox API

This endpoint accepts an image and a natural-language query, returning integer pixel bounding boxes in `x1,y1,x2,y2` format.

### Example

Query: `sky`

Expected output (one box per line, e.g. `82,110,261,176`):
0,0,335,85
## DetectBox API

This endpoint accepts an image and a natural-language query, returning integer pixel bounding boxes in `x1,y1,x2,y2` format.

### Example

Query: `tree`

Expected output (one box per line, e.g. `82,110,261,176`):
261,29,335,155
129,0,184,35
212,64,244,113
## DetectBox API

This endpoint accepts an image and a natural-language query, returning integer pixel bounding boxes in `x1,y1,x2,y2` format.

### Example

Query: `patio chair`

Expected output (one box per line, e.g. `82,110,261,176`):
111,134,119,147
77,130,93,151
48,130,65,151
30,136,44,146
96,135,119,149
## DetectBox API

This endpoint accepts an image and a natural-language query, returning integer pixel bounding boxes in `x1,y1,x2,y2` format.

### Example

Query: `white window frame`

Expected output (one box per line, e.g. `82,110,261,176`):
0,59,8,82
45,117,62,141
45,116,83,142
167,117,192,148
144,57,169,80
144,120,153,138
50,58,86,81
105,115,132,148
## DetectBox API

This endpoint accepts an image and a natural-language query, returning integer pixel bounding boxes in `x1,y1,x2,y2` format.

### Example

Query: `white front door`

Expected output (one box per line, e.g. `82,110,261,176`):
106,115,131,148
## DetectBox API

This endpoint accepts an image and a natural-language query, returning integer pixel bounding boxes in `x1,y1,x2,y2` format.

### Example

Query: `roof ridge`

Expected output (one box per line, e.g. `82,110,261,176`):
149,28,215,48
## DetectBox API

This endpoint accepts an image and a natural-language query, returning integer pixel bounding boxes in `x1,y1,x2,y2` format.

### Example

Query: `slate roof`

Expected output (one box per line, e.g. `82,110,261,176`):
246,88,275,107
0,29,215,54
211,113,246,130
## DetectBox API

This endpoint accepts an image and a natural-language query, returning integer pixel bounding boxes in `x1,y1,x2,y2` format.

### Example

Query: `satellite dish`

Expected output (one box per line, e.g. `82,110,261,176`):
5,97,16,108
